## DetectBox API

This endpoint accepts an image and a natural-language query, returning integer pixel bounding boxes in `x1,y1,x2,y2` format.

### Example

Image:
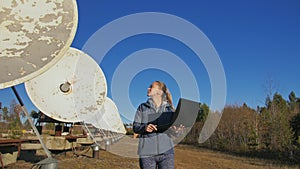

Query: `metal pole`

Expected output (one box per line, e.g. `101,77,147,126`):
11,86,52,158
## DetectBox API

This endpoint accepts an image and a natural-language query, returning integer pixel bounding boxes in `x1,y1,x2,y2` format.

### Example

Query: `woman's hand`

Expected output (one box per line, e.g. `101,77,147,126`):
145,124,157,132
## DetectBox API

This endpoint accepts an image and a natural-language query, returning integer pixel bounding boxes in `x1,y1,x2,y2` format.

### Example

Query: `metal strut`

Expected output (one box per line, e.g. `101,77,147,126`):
11,86,52,158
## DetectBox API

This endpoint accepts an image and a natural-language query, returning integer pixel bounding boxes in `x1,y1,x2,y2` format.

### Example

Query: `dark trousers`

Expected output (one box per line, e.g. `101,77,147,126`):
139,153,174,169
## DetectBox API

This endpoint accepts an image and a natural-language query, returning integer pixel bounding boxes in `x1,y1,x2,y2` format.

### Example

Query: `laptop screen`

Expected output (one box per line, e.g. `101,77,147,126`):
147,98,200,133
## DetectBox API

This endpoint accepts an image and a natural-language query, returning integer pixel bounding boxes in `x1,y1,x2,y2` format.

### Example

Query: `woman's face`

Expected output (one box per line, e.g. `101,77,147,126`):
147,83,163,97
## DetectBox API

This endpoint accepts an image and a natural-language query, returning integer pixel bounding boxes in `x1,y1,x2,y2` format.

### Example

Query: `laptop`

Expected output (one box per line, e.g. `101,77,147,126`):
147,98,200,133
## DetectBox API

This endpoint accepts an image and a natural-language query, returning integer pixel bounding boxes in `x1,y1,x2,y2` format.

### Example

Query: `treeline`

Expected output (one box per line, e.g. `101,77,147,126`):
183,91,300,163
0,99,35,137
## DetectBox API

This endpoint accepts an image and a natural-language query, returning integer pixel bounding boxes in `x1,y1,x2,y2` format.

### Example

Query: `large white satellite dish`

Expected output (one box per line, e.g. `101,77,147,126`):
85,97,127,134
101,97,126,134
0,0,78,89
25,47,107,122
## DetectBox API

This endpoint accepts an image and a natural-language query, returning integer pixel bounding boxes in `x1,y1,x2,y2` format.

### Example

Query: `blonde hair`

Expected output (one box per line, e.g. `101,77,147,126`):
150,81,174,109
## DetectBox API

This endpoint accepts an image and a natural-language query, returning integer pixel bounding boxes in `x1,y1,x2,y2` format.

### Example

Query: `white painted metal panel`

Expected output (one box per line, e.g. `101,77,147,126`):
0,0,78,89
85,97,127,134
25,47,107,122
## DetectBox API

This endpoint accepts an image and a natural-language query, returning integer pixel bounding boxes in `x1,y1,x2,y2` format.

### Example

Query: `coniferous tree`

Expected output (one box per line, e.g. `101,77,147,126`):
289,91,299,117
290,114,300,145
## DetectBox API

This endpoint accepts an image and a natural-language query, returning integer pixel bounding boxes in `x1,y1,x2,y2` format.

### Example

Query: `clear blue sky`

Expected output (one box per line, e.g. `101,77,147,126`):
1,0,300,123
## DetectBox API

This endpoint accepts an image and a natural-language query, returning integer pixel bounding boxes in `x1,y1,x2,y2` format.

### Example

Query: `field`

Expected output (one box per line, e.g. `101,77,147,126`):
5,136,299,169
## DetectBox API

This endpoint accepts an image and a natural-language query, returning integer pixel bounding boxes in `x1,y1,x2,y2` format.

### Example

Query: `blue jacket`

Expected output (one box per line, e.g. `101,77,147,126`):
133,98,175,157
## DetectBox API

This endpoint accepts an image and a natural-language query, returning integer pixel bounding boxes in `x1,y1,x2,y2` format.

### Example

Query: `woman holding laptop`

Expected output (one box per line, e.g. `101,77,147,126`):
133,81,183,169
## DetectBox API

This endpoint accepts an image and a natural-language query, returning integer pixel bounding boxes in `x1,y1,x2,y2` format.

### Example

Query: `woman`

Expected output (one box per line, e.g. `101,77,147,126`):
133,81,179,169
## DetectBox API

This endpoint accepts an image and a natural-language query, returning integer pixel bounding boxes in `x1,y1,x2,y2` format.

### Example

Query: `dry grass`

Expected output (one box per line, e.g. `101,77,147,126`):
174,145,299,169
5,142,299,169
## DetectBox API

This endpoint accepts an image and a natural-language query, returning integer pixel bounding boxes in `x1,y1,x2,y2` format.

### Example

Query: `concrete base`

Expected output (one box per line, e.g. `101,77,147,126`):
44,136,74,150
1,151,18,166
21,143,43,150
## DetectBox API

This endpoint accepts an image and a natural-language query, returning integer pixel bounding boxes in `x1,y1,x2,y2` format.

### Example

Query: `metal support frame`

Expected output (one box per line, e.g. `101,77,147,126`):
11,86,52,158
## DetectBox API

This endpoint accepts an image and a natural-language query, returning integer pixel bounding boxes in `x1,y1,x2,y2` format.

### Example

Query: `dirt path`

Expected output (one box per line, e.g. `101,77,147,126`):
4,136,299,169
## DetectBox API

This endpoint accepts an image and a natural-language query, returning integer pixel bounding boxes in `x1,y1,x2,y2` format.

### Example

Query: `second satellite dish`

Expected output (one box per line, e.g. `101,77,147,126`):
85,97,127,134
0,0,78,89
25,47,107,122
